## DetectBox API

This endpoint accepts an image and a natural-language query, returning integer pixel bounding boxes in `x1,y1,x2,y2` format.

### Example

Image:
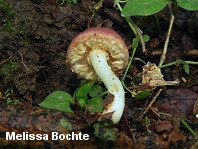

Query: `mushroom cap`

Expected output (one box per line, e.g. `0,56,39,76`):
66,27,129,80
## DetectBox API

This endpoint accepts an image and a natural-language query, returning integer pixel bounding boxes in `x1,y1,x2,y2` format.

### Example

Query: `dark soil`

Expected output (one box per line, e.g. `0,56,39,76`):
0,0,198,148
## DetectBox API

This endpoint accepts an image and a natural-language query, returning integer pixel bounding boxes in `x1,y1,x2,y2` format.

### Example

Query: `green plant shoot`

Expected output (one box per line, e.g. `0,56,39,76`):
39,81,104,113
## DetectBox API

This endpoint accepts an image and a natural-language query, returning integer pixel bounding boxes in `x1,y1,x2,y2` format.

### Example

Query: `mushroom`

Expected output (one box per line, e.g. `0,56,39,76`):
66,27,129,124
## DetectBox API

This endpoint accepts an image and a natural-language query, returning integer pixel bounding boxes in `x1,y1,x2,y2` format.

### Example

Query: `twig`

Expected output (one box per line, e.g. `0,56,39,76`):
158,3,175,67
15,50,29,70
139,88,163,119
0,58,11,66
129,18,146,52
152,49,198,57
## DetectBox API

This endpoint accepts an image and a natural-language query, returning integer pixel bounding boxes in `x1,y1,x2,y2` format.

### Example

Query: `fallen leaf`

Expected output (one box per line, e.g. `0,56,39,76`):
140,62,179,90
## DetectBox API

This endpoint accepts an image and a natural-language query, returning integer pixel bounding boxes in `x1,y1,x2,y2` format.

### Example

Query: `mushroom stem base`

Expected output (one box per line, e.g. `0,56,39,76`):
89,50,125,124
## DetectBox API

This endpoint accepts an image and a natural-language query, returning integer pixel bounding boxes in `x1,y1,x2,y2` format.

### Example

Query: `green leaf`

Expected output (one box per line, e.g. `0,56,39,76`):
39,91,74,112
132,36,140,49
94,122,116,141
183,63,190,74
89,83,104,97
85,97,103,113
122,0,170,16
60,119,73,131
72,0,77,4
134,90,151,99
143,34,150,42
177,0,198,11
76,81,95,101
78,98,87,109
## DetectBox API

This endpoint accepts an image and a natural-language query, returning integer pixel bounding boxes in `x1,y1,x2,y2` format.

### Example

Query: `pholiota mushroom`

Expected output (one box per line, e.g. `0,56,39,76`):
66,27,129,124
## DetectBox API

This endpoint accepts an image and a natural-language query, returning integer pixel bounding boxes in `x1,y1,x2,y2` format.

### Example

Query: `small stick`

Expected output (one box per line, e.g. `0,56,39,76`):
139,88,163,119
128,17,146,52
15,50,29,70
0,58,11,66
158,3,175,67
135,23,146,53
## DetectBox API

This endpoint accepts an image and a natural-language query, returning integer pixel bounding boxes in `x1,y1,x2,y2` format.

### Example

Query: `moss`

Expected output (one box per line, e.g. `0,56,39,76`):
0,0,14,31
0,60,17,78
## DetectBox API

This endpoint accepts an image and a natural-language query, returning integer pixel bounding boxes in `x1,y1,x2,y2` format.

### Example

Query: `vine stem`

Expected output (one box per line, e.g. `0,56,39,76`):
115,1,147,93
121,47,137,95
116,2,146,52
116,2,137,36
158,59,198,69
115,2,137,94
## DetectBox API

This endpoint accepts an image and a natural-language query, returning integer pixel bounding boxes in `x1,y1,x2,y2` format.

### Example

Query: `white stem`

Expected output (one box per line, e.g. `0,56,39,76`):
89,50,125,124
